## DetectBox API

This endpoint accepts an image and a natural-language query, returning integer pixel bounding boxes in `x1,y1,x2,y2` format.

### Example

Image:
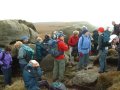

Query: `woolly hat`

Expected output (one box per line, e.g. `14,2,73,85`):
21,36,29,41
58,33,65,37
98,27,104,33
82,29,88,34
29,60,38,64
109,34,118,43
73,30,79,34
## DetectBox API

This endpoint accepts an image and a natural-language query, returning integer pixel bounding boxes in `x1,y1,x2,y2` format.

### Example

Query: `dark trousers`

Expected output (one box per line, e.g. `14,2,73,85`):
117,55,120,71
19,63,27,74
38,80,50,90
1,67,12,85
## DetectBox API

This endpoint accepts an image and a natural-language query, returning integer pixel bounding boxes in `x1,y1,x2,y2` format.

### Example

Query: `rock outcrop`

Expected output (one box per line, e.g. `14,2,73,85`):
0,20,38,47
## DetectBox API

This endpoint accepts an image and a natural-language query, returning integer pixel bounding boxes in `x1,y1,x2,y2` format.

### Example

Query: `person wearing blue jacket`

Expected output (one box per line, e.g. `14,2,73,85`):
23,60,49,90
35,37,45,63
77,29,91,70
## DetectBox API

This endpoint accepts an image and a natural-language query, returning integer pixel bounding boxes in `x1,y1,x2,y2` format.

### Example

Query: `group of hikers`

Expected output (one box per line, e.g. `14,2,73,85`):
0,21,120,90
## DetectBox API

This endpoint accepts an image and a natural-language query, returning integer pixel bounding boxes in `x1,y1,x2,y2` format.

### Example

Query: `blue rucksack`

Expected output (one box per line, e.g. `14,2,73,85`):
47,39,64,57
22,45,34,62
102,30,111,44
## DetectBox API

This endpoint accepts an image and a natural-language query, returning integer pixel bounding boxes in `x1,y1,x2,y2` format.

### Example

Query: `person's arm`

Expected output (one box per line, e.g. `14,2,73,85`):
37,66,43,77
78,37,82,52
68,36,74,46
59,42,69,51
18,48,26,59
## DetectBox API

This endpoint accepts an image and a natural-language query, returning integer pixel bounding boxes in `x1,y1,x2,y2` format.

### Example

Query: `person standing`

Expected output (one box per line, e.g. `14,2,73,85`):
0,45,12,86
77,29,91,70
97,27,108,73
68,30,79,65
53,33,69,82
112,21,120,36
35,37,44,63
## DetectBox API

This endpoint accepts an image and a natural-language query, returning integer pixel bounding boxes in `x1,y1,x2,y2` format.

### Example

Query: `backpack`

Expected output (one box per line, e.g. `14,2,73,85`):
0,51,5,66
102,30,111,45
80,35,91,50
47,39,64,57
22,45,34,62
50,82,67,90
92,30,99,43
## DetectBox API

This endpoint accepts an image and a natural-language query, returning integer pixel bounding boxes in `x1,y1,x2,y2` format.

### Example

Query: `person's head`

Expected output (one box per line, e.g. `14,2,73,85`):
112,21,116,26
73,30,79,37
109,34,119,44
36,37,43,42
82,26,88,31
97,27,104,35
21,36,29,44
53,31,57,34
14,41,23,48
5,45,12,52
45,33,51,39
82,29,89,36
29,60,39,67
58,33,65,40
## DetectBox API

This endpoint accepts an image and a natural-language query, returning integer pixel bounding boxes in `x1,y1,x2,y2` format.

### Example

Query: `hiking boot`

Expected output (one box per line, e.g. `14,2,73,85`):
98,71,104,73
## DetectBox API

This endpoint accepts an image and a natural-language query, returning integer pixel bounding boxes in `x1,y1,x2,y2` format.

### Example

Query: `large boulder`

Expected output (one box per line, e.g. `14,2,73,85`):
72,67,99,86
0,20,38,47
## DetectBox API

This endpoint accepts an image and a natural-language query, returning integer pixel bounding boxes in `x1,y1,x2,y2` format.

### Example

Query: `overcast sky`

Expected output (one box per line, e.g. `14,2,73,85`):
0,0,120,27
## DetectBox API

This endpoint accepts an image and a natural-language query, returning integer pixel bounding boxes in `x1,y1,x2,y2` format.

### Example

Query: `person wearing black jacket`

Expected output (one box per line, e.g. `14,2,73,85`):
112,21,120,36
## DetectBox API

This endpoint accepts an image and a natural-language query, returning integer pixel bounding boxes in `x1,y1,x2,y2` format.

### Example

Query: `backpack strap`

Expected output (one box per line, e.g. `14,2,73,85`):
0,52,5,61
0,52,5,65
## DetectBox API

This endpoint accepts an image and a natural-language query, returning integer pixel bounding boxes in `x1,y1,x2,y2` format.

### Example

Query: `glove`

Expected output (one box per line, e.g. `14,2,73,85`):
89,51,92,55
79,52,84,57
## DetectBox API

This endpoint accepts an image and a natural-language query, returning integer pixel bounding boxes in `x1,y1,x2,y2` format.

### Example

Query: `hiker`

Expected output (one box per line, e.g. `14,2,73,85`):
14,41,34,73
97,27,110,73
79,26,88,37
51,31,58,40
53,33,69,82
0,45,12,86
109,34,120,71
35,37,44,63
43,33,51,43
23,60,50,90
112,21,120,36
92,29,99,54
68,30,79,66
77,29,91,70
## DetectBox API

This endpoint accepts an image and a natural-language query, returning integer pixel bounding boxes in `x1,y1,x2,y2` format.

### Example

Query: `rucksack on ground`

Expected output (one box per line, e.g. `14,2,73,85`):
50,82,67,90
47,39,64,57
22,45,34,62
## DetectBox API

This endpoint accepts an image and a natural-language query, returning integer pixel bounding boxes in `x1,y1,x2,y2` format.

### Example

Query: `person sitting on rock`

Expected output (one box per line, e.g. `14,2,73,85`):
23,60,50,90
109,34,120,71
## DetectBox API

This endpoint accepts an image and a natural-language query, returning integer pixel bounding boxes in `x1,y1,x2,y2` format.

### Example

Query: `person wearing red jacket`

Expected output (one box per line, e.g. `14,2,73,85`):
53,33,69,82
68,30,79,65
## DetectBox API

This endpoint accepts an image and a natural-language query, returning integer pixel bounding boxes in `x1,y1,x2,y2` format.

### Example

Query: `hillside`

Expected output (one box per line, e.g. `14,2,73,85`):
34,22,96,35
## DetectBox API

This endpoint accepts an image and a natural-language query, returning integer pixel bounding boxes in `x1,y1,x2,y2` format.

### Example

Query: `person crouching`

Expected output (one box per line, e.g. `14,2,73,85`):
23,60,49,90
